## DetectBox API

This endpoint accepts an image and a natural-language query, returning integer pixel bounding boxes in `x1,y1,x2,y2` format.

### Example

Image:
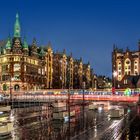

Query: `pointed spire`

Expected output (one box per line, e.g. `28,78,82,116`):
5,37,11,49
47,41,52,49
23,37,28,50
14,13,21,38
113,44,116,50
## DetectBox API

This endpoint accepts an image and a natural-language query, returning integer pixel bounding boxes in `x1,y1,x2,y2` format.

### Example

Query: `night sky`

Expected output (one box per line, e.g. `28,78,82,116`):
0,0,140,77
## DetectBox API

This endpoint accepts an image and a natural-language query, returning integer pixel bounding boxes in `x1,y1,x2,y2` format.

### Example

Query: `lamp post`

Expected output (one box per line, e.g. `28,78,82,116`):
82,81,85,130
82,82,85,104
10,77,14,102
113,71,117,94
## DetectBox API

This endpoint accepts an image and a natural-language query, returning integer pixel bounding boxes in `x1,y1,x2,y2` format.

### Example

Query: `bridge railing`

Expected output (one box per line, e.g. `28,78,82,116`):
12,94,68,102
9,94,139,102
70,95,139,102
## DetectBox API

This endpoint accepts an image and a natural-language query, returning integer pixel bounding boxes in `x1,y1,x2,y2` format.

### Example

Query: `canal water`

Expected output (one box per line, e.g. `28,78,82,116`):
3,102,140,140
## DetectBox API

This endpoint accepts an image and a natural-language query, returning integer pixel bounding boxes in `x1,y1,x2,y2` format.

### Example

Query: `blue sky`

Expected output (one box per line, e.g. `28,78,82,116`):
0,0,140,77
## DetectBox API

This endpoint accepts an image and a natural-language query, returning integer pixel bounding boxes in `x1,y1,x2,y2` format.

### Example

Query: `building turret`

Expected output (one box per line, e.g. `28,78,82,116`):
5,37,11,53
39,47,46,59
23,38,29,55
5,37,12,50
31,38,38,57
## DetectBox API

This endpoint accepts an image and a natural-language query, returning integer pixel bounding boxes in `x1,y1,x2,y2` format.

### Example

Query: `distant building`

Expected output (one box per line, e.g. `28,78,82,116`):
96,75,112,89
112,43,140,89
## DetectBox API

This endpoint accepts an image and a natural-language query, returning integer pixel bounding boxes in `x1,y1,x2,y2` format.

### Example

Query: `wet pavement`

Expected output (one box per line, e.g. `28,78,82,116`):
1,101,140,140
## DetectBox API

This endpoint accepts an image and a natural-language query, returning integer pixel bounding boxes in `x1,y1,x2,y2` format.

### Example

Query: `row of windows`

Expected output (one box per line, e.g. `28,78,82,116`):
0,57,39,65
118,60,138,65
24,57,38,65
118,65,138,71
118,71,138,76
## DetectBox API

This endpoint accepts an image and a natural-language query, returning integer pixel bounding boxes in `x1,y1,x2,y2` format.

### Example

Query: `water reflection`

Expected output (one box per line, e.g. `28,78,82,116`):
8,103,105,140
1,102,139,140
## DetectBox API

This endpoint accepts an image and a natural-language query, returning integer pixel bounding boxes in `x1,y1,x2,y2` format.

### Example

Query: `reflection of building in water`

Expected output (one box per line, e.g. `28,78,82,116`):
0,13,96,91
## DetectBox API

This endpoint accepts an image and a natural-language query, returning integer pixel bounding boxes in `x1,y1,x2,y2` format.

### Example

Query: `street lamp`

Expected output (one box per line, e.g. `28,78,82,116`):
82,82,85,104
113,71,117,87
10,77,14,102
113,71,117,94
82,81,86,130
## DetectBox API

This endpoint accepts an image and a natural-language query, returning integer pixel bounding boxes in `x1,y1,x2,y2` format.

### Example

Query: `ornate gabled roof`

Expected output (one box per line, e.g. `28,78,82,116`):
23,38,28,50
39,47,46,57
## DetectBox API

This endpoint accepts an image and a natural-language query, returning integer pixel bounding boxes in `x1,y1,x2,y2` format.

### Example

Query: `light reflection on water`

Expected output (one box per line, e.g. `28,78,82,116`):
8,103,108,140
3,102,140,140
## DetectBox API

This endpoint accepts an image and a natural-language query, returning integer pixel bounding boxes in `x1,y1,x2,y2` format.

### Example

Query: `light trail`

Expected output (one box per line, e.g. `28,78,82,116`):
12,94,139,102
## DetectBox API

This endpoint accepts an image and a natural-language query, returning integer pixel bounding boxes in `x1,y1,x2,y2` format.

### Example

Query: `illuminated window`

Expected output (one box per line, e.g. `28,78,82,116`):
38,68,41,74
14,75,20,80
24,65,26,71
124,80,128,84
35,60,38,65
27,58,30,63
31,59,34,64
118,76,121,81
14,56,17,61
2,65,9,72
45,67,47,72
42,69,45,75
24,57,27,62
124,59,131,75
14,64,20,71
3,57,7,63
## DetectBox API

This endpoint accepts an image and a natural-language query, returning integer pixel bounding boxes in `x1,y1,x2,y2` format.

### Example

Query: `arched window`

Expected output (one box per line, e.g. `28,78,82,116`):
124,58,131,75
134,60,138,75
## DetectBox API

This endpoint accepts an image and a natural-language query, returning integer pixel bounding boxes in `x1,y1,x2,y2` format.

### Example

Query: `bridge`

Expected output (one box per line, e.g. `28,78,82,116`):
10,94,139,102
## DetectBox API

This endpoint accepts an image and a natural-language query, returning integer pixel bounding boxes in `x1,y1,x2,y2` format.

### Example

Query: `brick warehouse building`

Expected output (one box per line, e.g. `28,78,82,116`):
0,14,96,91
112,43,140,89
